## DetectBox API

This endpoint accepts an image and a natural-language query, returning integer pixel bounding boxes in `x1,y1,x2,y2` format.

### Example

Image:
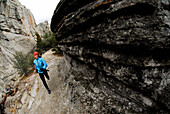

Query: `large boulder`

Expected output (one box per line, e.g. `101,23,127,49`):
51,0,170,113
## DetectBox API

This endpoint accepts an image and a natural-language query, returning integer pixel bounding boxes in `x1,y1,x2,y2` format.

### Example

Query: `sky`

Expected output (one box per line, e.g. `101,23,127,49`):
19,0,60,24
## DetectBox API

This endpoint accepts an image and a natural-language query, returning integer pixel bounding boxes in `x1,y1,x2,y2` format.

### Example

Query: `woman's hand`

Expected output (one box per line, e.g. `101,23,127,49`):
40,68,44,71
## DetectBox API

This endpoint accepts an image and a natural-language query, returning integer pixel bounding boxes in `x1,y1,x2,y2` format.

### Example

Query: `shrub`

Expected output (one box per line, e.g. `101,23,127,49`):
36,31,59,54
13,52,34,76
27,54,35,67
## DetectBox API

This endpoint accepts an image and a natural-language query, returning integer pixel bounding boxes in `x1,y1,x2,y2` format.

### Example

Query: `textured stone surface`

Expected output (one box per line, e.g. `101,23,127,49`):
0,0,36,37
0,0,49,101
51,0,170,113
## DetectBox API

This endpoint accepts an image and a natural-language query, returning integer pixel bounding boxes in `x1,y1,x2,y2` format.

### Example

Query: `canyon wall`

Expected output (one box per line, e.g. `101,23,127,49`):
51,0,170,113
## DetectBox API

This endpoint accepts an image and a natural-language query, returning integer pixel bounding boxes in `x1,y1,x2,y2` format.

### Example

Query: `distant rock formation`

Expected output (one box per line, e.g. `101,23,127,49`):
51,0,170,113
37,20,50,37
0,0,49,100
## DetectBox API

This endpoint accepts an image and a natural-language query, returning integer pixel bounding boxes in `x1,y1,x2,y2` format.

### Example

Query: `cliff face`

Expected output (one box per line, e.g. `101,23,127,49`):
0,0,37,37
51,0,170,113
0,0,49,99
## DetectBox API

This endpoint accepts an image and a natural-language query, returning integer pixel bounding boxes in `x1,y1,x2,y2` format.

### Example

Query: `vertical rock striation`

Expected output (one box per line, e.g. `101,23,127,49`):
0,0,37,37
51,0,170,113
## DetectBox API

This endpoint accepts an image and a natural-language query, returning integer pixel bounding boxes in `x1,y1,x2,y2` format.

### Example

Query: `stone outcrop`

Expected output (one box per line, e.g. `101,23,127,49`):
51,0,170,113
37,20,50,37
0,0,49,101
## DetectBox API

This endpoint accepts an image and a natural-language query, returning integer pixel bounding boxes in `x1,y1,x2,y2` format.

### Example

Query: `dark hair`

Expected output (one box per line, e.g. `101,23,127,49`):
38,53,42,58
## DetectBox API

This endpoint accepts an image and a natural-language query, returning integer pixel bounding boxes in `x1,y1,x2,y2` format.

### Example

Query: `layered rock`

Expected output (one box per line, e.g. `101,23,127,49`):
0,0,49,100
51,0,170,113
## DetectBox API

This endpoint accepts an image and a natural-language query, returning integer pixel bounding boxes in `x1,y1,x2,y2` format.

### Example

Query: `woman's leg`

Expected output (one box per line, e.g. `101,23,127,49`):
39,73,50,90
44,70,50,80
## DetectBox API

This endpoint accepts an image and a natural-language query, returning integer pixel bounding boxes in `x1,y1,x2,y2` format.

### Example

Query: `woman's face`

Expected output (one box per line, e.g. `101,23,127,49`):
34,55,38,59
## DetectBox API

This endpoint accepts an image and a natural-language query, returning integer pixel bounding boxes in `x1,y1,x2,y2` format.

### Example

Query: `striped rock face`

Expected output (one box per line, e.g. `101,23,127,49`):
51,0,170,113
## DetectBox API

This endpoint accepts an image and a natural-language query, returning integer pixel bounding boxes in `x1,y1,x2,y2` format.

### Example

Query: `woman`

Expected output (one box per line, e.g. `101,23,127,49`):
33,51,51,94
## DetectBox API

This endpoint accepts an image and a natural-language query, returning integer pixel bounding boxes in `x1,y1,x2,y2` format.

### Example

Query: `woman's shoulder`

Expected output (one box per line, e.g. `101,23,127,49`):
33,59,37,63
39,57,45,61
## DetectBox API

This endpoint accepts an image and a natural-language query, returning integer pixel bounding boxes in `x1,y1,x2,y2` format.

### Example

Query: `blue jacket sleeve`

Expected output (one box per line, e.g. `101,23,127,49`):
33,60,37,69
41,58,47,69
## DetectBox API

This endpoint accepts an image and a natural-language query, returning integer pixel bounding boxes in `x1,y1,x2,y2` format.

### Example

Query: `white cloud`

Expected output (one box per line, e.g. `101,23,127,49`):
19,0,60,24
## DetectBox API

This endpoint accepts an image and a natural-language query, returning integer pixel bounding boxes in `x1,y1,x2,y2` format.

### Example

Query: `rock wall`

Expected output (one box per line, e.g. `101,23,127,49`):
0,0,49,100
51,0,170,113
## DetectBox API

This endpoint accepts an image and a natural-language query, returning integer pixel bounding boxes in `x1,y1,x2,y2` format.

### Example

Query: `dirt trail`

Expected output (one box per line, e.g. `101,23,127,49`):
42,50,59,63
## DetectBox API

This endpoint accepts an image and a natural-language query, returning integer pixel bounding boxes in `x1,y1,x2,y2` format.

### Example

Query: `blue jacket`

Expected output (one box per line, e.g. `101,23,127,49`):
33,57,47,73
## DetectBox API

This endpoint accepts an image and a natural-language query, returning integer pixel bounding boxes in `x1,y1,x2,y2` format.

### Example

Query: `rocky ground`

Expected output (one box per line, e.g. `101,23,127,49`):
3,50,77,114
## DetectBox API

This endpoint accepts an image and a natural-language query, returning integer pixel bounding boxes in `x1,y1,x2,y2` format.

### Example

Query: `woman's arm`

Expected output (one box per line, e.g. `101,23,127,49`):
33,60,38,69
41,58,47,69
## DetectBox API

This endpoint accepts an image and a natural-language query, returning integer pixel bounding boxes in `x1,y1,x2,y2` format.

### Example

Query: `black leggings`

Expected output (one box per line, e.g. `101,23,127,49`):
39,71,50,90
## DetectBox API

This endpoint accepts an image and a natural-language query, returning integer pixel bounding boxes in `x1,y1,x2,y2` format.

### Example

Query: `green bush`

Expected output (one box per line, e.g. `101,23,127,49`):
27,54,35,67
13,52,34,76
36,31,59,54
